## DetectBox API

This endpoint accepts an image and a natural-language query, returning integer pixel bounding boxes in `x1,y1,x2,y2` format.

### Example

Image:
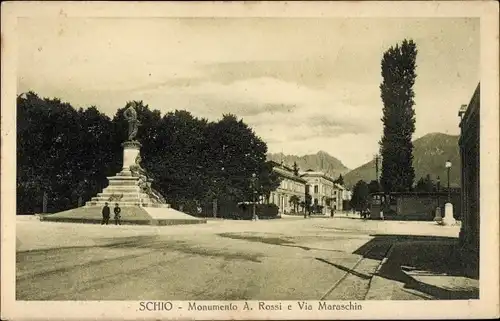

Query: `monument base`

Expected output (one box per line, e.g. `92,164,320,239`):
40,206,207,226
40,139,206,226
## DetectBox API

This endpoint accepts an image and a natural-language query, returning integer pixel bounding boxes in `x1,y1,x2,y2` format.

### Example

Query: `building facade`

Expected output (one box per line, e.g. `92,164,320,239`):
458,83,480,254
333,183,346,211
269,162,307,214
300,171,343,214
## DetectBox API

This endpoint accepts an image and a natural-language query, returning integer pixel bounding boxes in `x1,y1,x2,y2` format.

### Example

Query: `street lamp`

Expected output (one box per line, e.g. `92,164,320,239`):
445,160,452,203
436,176,441,207
443,160,456,225
251,173,257,221
434,176,443,224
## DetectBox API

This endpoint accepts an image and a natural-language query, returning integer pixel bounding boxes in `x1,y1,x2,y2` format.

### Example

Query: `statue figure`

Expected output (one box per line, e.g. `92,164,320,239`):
130,154,147,178
123,102,140,141
129,155,166,204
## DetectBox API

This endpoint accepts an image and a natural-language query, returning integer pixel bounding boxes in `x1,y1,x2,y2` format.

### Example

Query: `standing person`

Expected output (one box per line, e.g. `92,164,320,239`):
101,202,110,225
114,203,122,225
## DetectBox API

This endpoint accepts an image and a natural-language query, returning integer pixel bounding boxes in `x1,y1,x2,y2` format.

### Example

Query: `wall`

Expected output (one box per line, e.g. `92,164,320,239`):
458,83,480,253
396,194,461,220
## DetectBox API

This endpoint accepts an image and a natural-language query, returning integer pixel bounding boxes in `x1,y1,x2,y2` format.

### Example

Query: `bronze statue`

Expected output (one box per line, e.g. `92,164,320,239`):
129,155,166,204
123,102,140,141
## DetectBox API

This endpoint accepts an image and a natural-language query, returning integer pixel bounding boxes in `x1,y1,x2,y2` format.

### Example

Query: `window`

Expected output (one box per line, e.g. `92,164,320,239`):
314,185,319,193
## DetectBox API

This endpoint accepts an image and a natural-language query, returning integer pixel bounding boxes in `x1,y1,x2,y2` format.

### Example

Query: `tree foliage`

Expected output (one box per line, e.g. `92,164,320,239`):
289,195,300,212
350,180,370,212
16,93,280,213
17,92,117,213
379,39,418,192
334,174,344,185
368,180,381,194
415,174,435,192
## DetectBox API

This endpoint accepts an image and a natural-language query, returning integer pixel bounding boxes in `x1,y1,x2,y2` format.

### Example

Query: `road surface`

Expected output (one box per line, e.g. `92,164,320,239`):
16,216,459,300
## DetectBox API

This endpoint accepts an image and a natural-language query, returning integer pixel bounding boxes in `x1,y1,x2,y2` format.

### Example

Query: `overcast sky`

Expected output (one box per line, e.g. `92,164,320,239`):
17,17,479,169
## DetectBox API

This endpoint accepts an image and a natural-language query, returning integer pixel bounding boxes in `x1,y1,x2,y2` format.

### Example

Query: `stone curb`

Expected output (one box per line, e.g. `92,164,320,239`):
364,244,396,300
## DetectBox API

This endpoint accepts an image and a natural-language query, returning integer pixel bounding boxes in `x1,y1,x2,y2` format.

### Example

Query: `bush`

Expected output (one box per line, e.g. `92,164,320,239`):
256,203,279,219
234,203,279,220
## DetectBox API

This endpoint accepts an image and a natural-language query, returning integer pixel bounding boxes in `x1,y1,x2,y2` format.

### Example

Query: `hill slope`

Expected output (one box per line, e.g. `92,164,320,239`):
267,151,350,179
344,133,461,188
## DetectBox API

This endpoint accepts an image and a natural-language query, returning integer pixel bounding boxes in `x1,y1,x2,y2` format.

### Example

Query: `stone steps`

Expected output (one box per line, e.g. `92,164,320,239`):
95,192,149,198
108,174,138,180
91,193,150,201
85,201,171,208
107,181,140,187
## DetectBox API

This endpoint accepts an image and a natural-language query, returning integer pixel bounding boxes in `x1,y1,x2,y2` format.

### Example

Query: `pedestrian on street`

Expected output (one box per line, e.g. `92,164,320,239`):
101,202,110,225
330,208,334,218
114,203,122,225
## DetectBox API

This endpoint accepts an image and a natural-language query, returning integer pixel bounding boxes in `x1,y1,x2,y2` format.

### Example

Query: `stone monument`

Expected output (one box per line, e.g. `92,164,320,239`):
41,103,206,226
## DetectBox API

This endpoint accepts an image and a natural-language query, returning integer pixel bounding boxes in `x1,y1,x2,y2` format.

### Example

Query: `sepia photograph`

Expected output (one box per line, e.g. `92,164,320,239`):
2,1,499,320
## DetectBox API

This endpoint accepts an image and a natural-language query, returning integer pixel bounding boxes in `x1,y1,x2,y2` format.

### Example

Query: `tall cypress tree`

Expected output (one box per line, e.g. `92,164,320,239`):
379,39,418,192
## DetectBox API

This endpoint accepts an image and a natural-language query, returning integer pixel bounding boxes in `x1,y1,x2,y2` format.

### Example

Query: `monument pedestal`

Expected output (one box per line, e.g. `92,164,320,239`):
85,140,165,207
41,140,206,226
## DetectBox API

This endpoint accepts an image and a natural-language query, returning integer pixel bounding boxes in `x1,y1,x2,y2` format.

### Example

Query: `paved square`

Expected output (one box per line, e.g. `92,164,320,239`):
16,216,461,300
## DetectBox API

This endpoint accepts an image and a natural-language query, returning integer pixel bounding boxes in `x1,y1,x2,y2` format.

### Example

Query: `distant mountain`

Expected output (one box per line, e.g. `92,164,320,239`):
344,133,461,189
267,151,350,179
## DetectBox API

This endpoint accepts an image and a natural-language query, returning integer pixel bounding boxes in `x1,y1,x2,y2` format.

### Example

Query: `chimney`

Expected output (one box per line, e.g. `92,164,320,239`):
458,104,468,119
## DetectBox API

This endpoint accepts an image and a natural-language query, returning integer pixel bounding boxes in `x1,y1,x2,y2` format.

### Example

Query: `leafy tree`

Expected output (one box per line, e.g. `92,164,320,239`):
289,195,300,212
17,93,280,214
73,106,119,202
379,39,418,192
17,92,117,213
143,109,209,207
305,190,312,215
415,174,434,192
415,177,426,192
205,114,278,203
334,174,344,185
368,180,381,194
258,161,282,202
299,200,306,212
350,180,370,212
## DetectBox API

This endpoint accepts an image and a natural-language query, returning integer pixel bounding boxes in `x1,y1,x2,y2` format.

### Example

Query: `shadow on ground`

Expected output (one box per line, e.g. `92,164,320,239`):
218,232,342,252
353,234,479,300
18,235,262,263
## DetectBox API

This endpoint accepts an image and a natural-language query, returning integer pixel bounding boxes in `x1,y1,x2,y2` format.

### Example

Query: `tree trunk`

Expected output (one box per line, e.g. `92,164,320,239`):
213,199,217,218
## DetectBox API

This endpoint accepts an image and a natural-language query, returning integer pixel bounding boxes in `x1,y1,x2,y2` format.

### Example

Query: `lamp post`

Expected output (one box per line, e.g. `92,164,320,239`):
251,173,257,221
443,160,455,225
434,176,442,223
445,160,452,203
436,176,441,207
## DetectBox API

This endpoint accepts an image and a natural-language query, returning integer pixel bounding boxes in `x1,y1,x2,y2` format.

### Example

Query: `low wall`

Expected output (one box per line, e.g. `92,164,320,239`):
370,193,461,221
396,194,460,220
